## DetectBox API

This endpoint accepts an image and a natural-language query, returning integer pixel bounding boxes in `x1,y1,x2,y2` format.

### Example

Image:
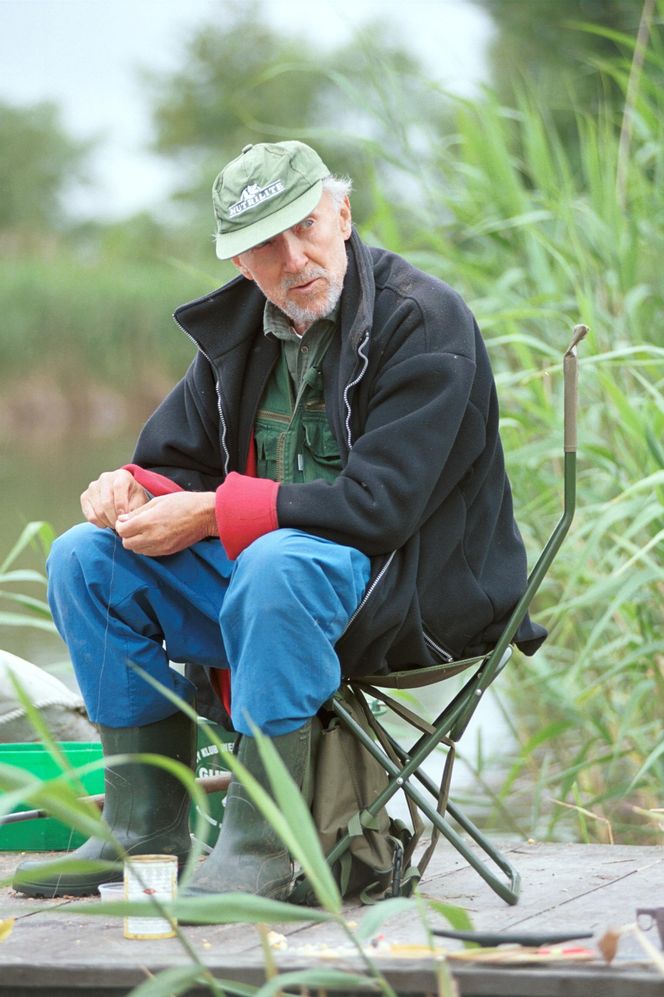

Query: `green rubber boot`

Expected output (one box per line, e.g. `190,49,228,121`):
12,711,195,898
183,720,312,901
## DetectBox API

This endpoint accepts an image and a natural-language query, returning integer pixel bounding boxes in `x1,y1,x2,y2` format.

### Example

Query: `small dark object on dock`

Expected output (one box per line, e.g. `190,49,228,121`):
433,927,594,947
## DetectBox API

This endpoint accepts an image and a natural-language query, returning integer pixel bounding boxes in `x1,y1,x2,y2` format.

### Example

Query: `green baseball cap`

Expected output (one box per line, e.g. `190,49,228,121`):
212,141,330,259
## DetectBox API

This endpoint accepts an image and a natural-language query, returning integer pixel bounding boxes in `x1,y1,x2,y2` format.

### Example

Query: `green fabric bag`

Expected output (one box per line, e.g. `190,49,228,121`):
297,686,424,903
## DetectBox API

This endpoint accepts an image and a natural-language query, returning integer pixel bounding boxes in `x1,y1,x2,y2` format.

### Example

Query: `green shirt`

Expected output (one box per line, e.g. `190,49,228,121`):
263,300,339,395
255,303,342,484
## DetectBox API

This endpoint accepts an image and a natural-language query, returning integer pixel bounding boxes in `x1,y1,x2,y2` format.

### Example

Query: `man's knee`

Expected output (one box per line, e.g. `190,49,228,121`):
222,528,368,629
233,528,304,574
47,522,117,593
226,529,318,609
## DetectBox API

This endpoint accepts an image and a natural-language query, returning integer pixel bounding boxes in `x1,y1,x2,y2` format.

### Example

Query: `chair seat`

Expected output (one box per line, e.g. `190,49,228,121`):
352,653,488,690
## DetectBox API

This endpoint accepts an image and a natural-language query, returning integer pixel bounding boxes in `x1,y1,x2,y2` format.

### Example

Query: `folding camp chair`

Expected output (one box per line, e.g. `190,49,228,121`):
320,325,588,906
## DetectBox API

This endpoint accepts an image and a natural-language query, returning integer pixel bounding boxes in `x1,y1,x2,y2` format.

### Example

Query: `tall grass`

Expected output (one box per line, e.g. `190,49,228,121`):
0,522,56,635
370,20,663,843
0,246,233,395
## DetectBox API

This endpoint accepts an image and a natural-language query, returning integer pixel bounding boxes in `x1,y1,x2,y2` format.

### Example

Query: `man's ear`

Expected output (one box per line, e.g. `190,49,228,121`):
231,256,255,281
339,196,352,240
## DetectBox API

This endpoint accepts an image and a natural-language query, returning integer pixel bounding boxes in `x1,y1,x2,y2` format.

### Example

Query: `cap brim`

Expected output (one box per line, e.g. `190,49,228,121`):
215,180,324,260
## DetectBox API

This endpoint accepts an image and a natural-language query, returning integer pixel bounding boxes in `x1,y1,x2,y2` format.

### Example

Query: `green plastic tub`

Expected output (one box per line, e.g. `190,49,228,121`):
0,741,104,851
0,724,236,853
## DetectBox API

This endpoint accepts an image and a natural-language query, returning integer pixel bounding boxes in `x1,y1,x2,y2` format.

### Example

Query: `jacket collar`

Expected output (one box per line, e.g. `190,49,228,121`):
173,226,376,359
173,274,265,361
340,228,375,351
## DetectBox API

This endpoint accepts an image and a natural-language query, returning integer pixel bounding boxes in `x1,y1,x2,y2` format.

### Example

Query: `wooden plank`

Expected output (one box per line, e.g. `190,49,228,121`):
1,843,663,996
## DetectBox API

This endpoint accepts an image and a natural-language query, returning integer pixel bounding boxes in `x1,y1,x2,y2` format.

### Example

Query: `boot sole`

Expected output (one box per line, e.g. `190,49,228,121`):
13,848,191,899
13,871,123,899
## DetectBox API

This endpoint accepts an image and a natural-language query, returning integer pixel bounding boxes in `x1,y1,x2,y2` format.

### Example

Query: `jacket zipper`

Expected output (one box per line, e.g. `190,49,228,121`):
341,327,395,636
178,327,232,476
341,319,455,660
343,330,370,450
422,628,454,663
343,549,397,635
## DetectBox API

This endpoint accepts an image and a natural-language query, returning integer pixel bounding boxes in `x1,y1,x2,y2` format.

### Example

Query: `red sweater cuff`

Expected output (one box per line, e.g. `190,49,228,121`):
122,464,184,496
215,472,279,560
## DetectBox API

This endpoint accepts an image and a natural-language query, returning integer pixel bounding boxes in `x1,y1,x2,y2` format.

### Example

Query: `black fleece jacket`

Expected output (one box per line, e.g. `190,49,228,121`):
132,228,546,676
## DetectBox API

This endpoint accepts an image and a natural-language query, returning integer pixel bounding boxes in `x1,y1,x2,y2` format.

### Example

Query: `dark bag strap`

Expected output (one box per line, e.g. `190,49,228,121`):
349,685,425,874
349,680,456,883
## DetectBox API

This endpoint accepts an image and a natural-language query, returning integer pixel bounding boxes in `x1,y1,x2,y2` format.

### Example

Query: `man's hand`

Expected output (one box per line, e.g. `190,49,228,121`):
115,491,218,557
81,469,149,528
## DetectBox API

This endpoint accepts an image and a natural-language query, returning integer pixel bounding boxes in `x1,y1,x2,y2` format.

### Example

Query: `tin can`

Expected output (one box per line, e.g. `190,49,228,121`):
123,854,177,939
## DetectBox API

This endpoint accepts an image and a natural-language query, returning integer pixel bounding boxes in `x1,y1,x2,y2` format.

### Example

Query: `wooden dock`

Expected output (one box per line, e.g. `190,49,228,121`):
1,840,663,996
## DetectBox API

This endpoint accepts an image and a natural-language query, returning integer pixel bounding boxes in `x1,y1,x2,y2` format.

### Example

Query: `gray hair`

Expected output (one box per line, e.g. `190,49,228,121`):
322,174,352,206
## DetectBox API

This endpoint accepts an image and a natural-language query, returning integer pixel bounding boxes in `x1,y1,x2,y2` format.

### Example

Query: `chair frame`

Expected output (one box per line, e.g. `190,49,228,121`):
326,326,588,905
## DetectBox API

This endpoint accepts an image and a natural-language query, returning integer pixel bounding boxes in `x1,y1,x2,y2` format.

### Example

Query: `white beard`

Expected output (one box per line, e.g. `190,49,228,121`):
280,273,345,329
258,259,347,332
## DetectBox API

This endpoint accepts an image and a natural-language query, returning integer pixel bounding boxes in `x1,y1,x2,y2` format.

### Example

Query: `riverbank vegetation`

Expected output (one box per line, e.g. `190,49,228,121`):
1,1,662,843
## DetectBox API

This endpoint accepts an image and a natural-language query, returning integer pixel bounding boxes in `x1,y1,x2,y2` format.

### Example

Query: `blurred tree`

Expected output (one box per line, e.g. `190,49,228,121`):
93,212,179,264
0,101,90,236
471,0,653,120
143,0,447,238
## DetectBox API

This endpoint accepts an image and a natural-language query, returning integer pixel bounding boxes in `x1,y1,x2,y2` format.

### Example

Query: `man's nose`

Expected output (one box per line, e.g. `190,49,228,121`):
279,231,309,272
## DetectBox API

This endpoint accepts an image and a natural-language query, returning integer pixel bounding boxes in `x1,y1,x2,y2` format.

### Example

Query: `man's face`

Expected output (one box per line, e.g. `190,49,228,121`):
232,192,352,334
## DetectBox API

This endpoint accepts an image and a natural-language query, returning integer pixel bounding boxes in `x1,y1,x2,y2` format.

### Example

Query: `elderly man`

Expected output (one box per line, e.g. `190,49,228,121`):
14,141,544,901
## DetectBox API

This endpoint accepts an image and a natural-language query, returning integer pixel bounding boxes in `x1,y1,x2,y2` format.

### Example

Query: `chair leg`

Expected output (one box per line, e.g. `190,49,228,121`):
330,695,521,905
396,748,521,904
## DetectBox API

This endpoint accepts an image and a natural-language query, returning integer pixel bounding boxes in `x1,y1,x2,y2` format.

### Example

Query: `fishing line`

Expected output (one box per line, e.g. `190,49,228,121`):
95,528,119,721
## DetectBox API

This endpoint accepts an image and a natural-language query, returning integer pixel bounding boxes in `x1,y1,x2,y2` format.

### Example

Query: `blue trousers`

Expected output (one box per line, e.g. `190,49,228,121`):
47,524,371,736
